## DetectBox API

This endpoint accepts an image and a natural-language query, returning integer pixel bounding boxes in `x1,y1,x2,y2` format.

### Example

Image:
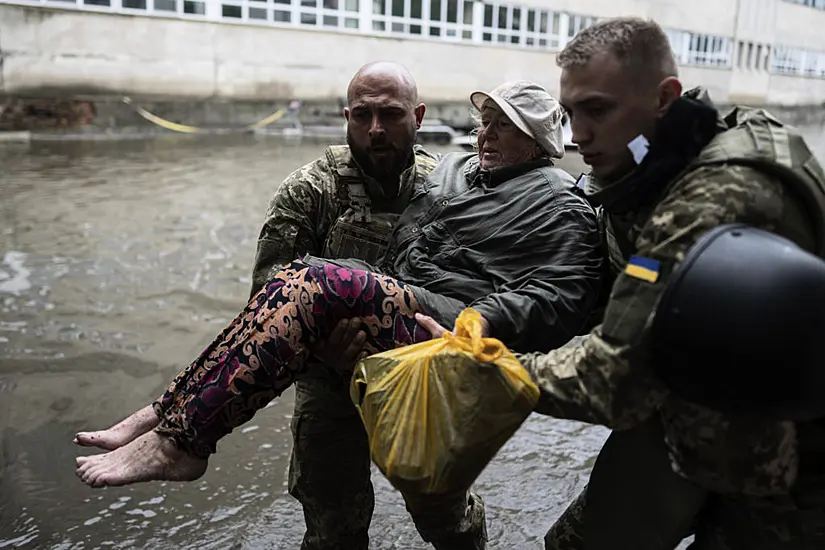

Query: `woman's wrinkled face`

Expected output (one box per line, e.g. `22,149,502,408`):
476,103,540,169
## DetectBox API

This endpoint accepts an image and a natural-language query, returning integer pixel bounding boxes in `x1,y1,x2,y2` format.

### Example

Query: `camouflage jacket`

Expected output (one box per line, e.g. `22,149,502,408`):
249,144,439,297
520,89,824,497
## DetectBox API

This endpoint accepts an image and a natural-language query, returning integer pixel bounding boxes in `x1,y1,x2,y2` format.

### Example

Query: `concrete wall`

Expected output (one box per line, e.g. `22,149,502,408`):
1,3,823,109
775,0,825,51
729,69,772,104
519,0,738,36
0,5,563,103
678,67,733,105
0,3,756,106
767,74,825,105
735,0,778,44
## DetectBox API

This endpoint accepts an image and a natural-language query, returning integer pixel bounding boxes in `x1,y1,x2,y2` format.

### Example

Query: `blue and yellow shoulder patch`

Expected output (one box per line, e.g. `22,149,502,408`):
625,255,660,283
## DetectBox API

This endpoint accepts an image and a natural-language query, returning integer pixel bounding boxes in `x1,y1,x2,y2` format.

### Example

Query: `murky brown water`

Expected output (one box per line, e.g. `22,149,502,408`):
1,127,822,550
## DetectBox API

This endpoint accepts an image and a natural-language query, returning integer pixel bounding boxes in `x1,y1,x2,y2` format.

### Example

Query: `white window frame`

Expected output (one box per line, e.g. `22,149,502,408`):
213,0,360,30
772,45,805,75
369,0,472,41
479,2,564,50
666,29,732,68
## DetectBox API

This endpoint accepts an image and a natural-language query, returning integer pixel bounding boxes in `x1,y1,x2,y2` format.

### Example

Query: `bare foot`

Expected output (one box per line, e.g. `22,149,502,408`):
73,404,160,451
76,430,208,488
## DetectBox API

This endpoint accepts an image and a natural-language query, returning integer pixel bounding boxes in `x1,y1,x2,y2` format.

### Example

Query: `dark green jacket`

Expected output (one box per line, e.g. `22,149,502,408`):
387,152,603,353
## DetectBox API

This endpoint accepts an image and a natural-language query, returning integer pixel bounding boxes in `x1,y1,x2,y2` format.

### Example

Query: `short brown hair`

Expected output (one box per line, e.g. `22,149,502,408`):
557,17,678,81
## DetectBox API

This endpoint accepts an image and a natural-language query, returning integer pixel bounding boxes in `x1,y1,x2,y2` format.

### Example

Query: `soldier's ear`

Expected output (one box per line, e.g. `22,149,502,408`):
344,107,351,122
414,103,426,129
655,77,682,118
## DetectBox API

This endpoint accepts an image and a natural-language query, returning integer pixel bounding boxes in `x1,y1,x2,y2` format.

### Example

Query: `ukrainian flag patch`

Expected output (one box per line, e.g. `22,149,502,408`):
625,255,660,283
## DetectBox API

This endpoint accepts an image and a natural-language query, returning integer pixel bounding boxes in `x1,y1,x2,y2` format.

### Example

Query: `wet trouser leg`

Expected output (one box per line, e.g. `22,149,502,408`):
152,260,432,457
288,375,488,550
288,377,374,550
545,416,708,550
403,489,488,550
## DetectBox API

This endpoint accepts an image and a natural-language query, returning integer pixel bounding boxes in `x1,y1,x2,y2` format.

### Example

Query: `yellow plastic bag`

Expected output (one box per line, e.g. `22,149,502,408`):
350,308,540,495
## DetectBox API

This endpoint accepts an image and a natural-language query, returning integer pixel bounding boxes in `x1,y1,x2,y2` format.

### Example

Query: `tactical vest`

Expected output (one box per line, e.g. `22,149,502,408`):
320,145,439,266
690,106,825,257
605,107,825,268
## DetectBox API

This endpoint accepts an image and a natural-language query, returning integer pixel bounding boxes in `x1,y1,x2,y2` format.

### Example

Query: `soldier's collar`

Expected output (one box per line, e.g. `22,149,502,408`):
348,154,416,199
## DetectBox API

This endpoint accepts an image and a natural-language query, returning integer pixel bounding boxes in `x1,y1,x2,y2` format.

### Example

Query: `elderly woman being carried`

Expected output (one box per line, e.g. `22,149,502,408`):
75,80,604,488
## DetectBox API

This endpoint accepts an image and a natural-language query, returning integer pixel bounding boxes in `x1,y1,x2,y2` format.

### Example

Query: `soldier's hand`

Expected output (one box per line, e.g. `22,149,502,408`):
312,318,367,371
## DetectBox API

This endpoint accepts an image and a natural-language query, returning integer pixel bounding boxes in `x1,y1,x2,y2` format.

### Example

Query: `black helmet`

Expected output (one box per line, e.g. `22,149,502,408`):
651,224,825,421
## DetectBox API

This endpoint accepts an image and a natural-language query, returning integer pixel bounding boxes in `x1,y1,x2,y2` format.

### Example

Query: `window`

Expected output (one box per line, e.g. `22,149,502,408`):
523,8,560,49
666,29,732,68
153,0,177,11
214,0,358,29
142,0,205,14
482,3,522,45
317,0,360,29
687,34,732,67
480,2,562,49
372,0,473,39
803,50,825,77
771,45,825,78
784,0,825,10
566,14,595,39
735,40,744,69
735,42,771,72
772,45,805,74
371,0,421,34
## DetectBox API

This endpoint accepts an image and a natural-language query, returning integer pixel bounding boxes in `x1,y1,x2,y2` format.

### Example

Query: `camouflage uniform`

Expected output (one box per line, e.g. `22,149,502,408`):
530,89,825,549
249,145,487,550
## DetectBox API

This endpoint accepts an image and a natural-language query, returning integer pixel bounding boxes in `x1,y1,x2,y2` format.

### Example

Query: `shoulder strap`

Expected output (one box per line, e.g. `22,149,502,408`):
690,107,825,257
325,145,372,221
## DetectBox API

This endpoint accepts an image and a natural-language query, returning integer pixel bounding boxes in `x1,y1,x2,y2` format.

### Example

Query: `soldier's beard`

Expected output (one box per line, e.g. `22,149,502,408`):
348,131,415,185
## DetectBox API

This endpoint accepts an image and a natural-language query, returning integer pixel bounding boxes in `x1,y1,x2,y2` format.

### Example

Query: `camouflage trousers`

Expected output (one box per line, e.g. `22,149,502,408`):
544,417,825,550
544,416,705,550
288,375,488,550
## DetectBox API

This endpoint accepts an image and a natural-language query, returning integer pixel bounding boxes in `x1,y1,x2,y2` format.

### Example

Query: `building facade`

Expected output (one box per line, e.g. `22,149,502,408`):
1,0,824,105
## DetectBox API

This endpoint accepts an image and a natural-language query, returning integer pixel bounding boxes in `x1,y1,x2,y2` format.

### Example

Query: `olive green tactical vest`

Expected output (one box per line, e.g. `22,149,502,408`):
321,145,439,265
689,106,825,257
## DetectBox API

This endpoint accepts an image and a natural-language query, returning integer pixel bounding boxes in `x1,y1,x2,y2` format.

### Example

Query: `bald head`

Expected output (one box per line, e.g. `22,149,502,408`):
343,61,425,187
347,61,418,107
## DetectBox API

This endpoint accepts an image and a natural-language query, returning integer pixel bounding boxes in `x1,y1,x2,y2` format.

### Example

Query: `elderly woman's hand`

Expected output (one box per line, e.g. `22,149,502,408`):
414,313,490,339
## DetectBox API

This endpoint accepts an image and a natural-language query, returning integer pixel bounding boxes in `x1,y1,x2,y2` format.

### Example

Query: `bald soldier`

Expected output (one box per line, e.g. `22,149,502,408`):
74,61,488,550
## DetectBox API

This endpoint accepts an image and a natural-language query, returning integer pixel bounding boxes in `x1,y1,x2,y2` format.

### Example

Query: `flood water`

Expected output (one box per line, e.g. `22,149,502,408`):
1,128,822,550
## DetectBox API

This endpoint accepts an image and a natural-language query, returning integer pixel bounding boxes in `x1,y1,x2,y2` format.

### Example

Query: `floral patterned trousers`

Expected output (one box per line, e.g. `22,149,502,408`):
153,260,432,458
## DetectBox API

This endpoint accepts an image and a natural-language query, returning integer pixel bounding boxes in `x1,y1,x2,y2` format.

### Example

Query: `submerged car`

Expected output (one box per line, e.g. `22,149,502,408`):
416,118,459,145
